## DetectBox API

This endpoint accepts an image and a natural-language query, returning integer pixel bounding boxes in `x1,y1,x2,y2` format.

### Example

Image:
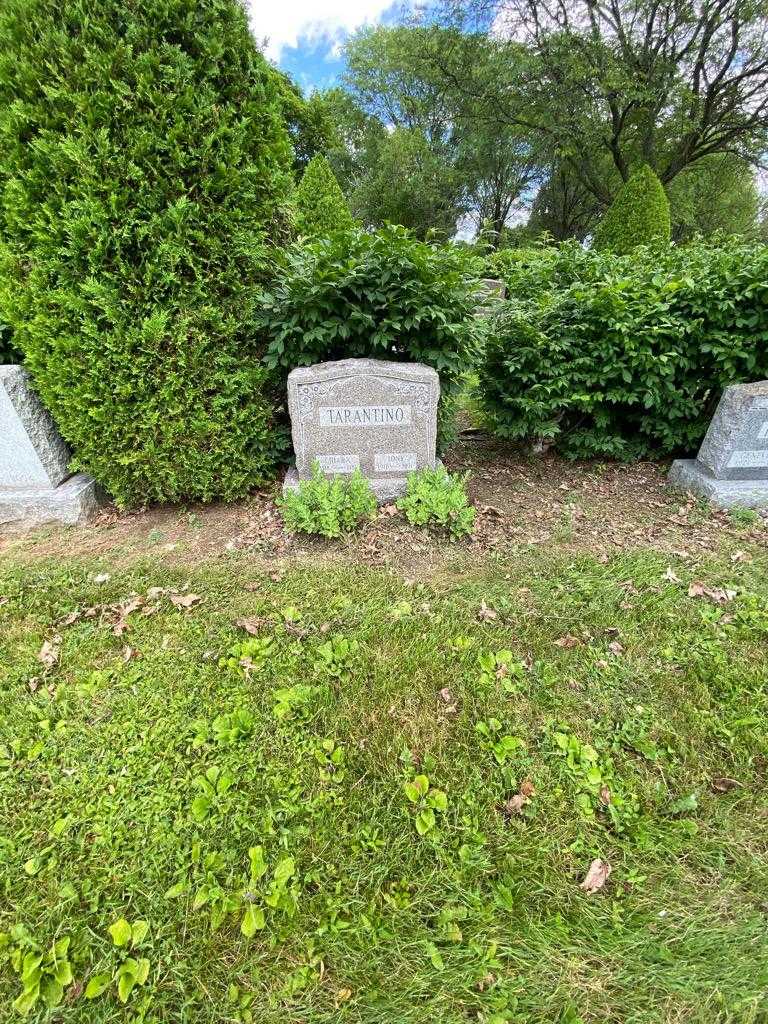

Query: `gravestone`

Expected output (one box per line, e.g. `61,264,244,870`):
0,365,102,528
284,358,440,502
668,380,768,508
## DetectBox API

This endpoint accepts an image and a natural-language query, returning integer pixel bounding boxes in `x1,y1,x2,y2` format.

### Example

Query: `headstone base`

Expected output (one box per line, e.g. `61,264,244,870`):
669,459,768,509
283,462,444,505
0,473,103,529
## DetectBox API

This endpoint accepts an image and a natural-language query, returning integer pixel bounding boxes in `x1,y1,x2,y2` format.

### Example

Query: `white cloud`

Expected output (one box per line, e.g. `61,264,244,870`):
247,1,401,61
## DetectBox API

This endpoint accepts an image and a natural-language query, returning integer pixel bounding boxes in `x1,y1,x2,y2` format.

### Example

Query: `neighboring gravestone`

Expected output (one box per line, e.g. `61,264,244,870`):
0,365,102,528
668,380,768,508
284,358,440,501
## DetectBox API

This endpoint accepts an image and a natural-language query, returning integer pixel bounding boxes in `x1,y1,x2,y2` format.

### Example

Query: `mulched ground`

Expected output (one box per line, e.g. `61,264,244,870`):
3,431,766,574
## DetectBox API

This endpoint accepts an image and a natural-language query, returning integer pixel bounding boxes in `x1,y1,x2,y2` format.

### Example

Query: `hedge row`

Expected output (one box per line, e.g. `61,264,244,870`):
481,241,768,459
0,0,294,506
258,225,484,447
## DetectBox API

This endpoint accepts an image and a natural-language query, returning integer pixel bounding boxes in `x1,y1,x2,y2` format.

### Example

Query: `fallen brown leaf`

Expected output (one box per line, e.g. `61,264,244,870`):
608,640,624,656
235,617,268,636
664,567,682,584
554,634,581,649
170,593,201,610
477,601,498,622
37,636,61,672
688,581,736,605
580,858,612,894
503,794,527,815
501,779,536,816
711,777,742,793
438,687,458,714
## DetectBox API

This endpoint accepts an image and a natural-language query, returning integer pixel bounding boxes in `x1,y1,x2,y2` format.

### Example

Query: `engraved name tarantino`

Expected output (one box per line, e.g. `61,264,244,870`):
318,405,412,427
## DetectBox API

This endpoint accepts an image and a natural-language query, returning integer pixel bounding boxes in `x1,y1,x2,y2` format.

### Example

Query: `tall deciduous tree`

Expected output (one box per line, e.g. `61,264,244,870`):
433,0,768,206
342,24,541,242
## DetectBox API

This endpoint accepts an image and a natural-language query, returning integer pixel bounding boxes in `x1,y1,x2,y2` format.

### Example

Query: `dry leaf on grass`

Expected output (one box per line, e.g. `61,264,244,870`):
687,581,737,604
92,573,111,584
501,779,536,816
554,634,581,649
477,601,498,622
235,617,269,636
607,640,624,656
169,593,201,610
580,858,612,893
37,636,61,671
711,777,742,793
438,687,458,714
664,567,682,584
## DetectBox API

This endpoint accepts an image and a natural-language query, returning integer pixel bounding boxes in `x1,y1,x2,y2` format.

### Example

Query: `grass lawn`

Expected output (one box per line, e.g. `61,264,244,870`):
1,537,767,1022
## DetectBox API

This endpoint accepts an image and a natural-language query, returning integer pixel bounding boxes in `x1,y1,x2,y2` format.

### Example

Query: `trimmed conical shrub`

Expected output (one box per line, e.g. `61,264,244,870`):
294,154,354,236
592,165,671,254
0,0,293,506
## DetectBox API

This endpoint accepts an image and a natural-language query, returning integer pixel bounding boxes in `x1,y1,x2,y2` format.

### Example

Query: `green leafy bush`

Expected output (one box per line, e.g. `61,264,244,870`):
480,240,768,459
396,466,475,538
0,0,293,506
279,463,377,538
259,226,484,446
294,154,354,236
592,165,671,254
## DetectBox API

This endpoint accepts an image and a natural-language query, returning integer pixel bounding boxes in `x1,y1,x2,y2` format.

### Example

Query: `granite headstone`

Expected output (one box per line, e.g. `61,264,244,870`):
668,380,768,508
0,365,102,528
283,358,440,501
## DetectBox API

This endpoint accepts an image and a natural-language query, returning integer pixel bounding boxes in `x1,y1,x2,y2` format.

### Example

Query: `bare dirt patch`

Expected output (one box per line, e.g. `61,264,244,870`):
2,433,765,576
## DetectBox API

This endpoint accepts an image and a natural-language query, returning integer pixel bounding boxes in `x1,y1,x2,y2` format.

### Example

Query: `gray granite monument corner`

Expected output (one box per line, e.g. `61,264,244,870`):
669,380,768,509
0,365,102,529
283,358,440,502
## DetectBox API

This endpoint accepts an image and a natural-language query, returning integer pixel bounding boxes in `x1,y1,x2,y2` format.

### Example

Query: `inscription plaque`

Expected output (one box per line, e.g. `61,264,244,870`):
284,358,440,502
374,453,418,472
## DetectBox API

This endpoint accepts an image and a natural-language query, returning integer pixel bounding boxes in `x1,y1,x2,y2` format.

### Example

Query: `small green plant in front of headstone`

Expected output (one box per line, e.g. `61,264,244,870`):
728,506,759,528
396,466,475,538
279,464,377,538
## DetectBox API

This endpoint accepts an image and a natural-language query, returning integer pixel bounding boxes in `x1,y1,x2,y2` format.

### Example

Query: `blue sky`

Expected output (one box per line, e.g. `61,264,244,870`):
247,1,409,92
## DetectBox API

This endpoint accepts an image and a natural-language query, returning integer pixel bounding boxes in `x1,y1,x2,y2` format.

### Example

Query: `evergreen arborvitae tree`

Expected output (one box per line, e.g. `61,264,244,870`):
0,0,293,506
294,154,354,236
592,165,671,254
